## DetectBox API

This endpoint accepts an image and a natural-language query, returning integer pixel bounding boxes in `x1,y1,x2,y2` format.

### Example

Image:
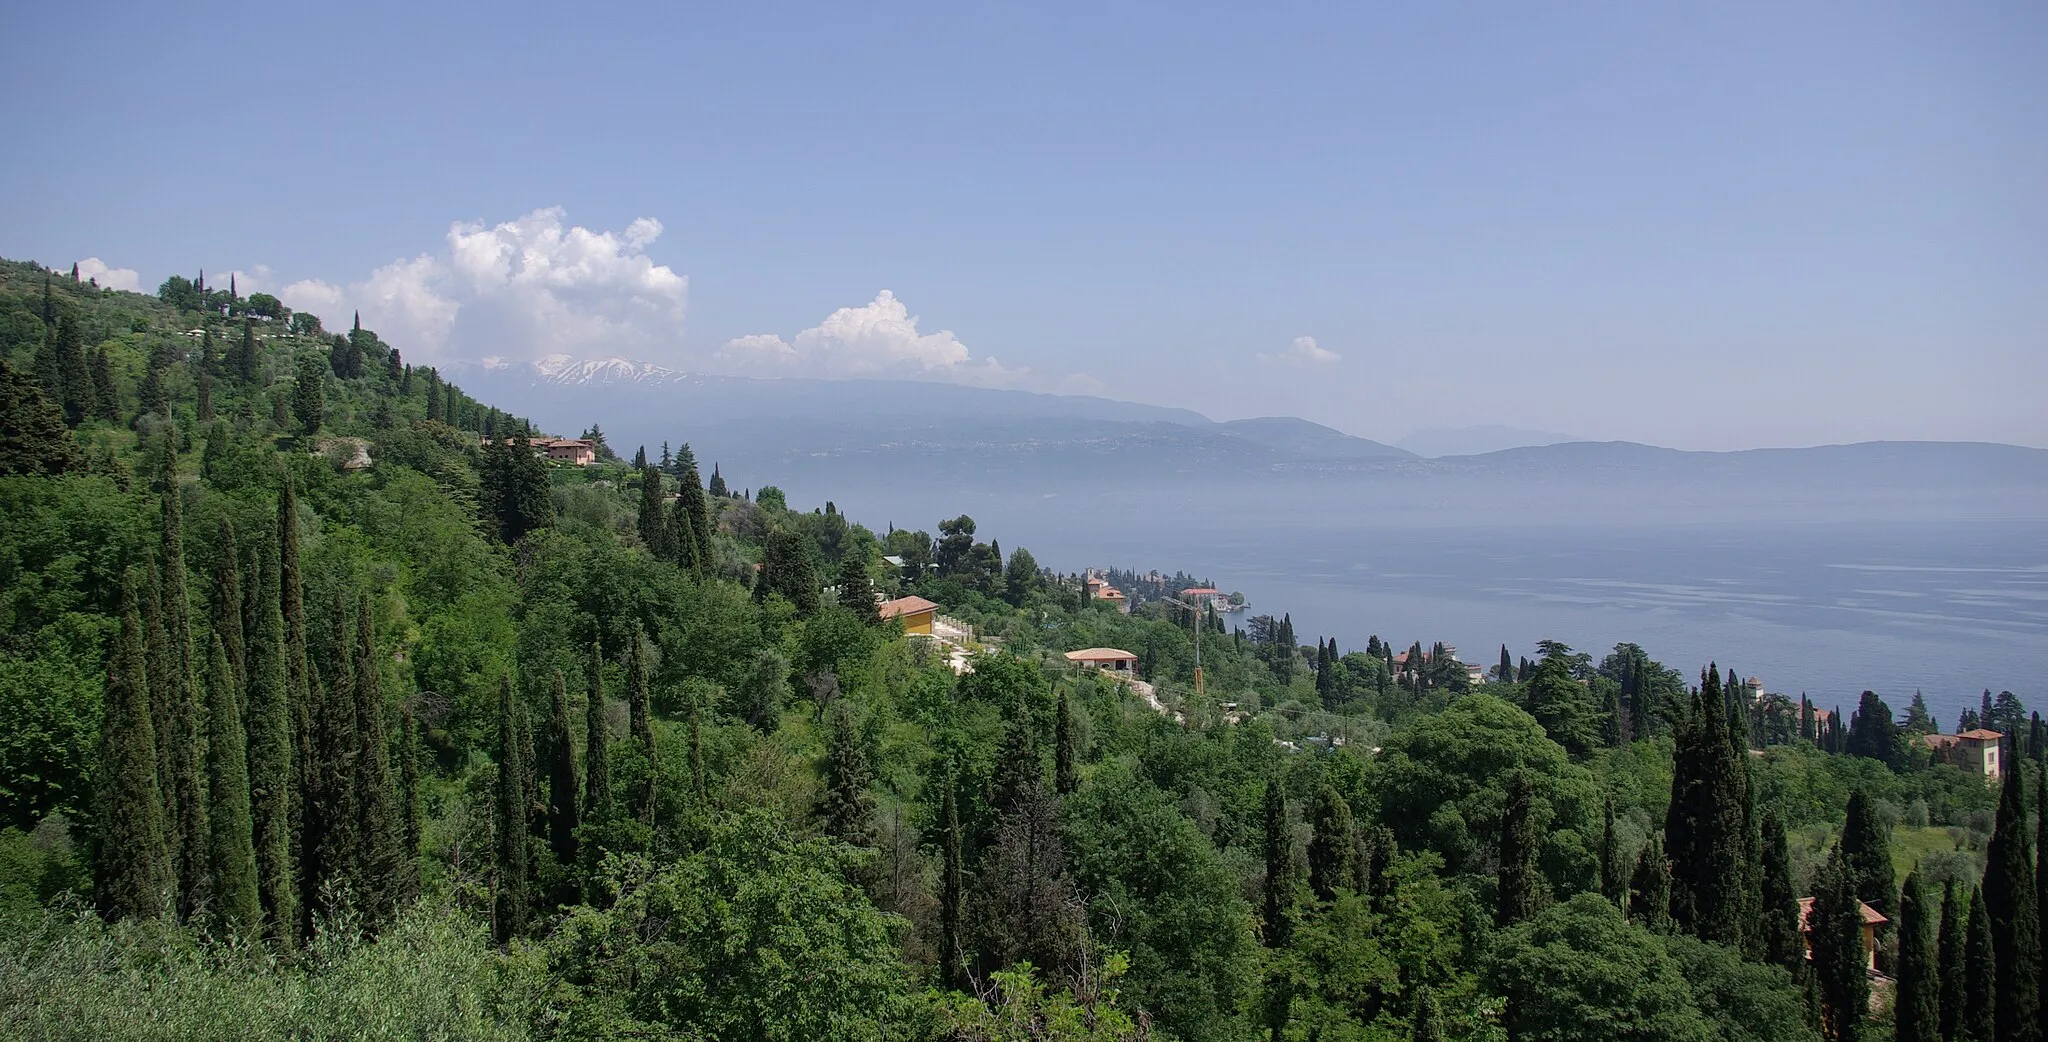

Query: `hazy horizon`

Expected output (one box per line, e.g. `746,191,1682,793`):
6,3,2045,451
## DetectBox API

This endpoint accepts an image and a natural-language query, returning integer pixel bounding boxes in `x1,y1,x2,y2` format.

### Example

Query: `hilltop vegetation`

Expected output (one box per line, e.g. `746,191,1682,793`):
0,256,2044,1041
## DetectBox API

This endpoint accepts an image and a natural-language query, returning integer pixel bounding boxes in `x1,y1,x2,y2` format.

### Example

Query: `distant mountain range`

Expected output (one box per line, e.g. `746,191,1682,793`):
453,356,2048,517
1395,424,1581,457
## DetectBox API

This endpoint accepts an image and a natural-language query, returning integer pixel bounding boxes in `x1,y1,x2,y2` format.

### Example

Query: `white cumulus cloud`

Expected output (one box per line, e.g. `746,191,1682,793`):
1260,335,1341,367
74,257,141,293
716,290,1029,387
254,208,687,365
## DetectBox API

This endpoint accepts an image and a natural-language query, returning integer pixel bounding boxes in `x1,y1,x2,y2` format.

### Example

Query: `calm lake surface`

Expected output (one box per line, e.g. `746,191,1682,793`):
847,486,2048,726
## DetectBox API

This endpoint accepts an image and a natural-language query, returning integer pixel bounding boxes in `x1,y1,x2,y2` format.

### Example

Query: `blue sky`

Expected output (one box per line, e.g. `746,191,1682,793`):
4,2,2043,450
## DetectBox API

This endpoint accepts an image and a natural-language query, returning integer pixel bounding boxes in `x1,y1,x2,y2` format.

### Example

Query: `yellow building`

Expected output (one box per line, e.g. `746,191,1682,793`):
878,595,940,636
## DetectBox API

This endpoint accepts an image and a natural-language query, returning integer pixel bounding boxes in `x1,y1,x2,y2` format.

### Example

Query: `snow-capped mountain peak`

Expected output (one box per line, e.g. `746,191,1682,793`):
528,354,693,386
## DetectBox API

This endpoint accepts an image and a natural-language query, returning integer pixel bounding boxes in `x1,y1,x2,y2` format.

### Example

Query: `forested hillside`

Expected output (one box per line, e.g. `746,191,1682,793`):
1,257,2044,1042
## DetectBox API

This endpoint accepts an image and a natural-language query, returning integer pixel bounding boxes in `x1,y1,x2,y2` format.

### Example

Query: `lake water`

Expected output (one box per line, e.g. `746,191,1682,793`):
840,487,2047,726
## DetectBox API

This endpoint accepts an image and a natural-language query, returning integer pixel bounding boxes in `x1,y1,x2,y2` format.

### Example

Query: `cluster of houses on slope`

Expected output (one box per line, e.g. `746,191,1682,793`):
489,436,597,465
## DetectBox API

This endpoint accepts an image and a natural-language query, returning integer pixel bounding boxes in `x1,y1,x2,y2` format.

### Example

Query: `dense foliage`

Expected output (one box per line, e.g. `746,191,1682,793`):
1,256,2044,1040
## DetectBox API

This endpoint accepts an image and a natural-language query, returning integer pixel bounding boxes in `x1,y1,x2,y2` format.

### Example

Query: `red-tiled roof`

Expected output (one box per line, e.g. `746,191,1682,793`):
878,596,940,620
1957,729,2004,741
1798,897,1889,928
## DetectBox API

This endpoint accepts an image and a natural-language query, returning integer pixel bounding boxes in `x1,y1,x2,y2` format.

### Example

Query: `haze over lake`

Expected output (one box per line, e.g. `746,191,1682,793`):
822,486,2047,726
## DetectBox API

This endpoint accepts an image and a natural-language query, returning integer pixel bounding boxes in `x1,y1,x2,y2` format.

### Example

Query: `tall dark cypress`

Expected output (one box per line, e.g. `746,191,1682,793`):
1812,846,1870,1042
1598,796,1627,907
820,702,874,847
94,578,169,922
627,629,656,827
1939,883,1966,1042
2037,769,2047,1030
203,632,260,938
1841,787,1896,923
636,466,669,558
939,768,965,991
397,701,422,903
1496,771,1541,926
278,474,315,936
1897,870,1940,1042
1261,777,1292,946
1762,810,1803,974
143,558,178,884
1982,752,2041,1042
676,453,712,567
1053,688,1078,796
1964,888,1996,1042
686,683,705,798
212,519,246,700
582,639,612,823
1667,667,1747,946
244,543,294,945
1628,836,1672,932
159,444,209,923
545,671,580,866
352,593,399,928
91,345,117,421
493,676,529,943
1307,784,1358,900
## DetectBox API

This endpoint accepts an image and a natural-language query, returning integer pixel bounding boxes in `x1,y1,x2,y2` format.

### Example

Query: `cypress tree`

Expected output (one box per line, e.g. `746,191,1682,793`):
1307,784,1358,900
2037,769,2047,1029
94,578,169,922
1812,846,1871,1042
1898,869,1940,1042
278,475,316,938
1598,796,1627,907
1964,888,1995,1042
1762,809,1804,974
1667,668,1748,947
235,318,258,382
676,453,712,564
352,593,400,928
939,767,965,991
1940,882,1965,1042
244,541,295,945
1629,836,1672,932
546,671,580,866
582,639,611,823
159,445,209,923
90,345,117,421
203,632,260,938
991,690,1042,814
143,558,178,876
1496,770,1541,926
1262,777,1292,946
636,466,669,557
627,629,656,827
56,314,91,426
493,676,529,943
708,463,727,498
397,701,421,904
1053,688,1079,796
820,702,874,847
196,368,212,423
212,519,246,695
1981,751,2041,1042
838,551,879,625
1841,787,1896,923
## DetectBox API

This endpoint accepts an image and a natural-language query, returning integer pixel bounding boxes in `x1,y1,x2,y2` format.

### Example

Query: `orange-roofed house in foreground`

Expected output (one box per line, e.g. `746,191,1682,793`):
1065,648,1139,676
878,595,940,636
